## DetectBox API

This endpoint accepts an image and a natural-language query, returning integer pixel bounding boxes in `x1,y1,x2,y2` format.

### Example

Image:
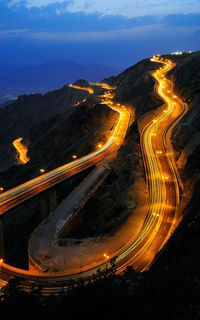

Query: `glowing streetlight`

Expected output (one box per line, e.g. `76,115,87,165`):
72,155,77,160
0,187,3,204
0,187,4,201
103,253,110,259
40,168,45,174
103,253,110,270
98,144,103,149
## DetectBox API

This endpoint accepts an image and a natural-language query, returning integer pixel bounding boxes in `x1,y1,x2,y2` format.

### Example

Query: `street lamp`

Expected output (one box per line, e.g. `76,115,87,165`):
0,187,4,200
0,187,3,204
40,169,45,174
103,253,110,271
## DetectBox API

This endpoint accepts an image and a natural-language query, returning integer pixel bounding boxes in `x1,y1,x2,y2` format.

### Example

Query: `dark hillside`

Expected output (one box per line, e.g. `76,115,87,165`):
105,58,163,117
0,51,200,319
0,102,117,190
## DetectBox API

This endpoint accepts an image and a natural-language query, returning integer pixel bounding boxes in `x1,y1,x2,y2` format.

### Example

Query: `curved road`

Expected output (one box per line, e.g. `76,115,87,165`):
12,137,30,165
0,95,130,216
0,57,187,294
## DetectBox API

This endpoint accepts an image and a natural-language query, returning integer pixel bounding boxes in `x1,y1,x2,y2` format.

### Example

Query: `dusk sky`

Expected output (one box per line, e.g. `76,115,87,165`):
0,0,200,69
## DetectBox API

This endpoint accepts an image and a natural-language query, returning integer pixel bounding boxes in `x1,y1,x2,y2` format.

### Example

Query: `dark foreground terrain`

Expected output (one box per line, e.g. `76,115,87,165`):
0,51,200,319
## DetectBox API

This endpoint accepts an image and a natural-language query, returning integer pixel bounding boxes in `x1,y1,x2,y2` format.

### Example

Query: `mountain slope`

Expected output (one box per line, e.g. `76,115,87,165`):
0,52,200,318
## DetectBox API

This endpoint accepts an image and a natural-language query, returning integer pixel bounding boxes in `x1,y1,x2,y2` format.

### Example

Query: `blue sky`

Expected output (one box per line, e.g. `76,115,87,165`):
0,0,200,69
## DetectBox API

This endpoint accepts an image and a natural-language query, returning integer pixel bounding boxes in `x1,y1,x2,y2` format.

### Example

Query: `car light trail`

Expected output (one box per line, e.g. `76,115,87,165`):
12,137,30,165
89,82,116,90
0,57,187,294
68,84,94,95
0,86,131,216
0,81,132,291
74,98,87,107
112,56,188,273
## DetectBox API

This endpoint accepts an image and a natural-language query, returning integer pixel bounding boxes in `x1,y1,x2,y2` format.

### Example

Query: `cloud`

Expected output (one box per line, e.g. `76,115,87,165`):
8,0,200,17
0,28,28,35
8,0,68,8
20,24,199,42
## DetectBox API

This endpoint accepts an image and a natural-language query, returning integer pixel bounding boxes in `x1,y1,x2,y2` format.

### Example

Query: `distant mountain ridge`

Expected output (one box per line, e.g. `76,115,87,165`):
0,60,120,104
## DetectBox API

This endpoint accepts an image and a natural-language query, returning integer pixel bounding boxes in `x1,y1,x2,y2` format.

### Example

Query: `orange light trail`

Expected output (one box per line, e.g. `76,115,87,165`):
0,80,132,289
74,98,87,107
12,137,30,165
0,58,187,292
90,82,116,90
68,84,94,95
112,56,188,272
0,85,131,215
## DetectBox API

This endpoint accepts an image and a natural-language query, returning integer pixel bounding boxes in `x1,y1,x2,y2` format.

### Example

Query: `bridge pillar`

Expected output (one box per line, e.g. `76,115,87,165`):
41,193,49,220
41,189,57,220
0,217,5,259
49,189,57,213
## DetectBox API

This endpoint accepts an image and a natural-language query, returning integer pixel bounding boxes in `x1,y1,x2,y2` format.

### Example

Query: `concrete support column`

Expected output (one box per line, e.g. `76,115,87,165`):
41,194,48,220
49,189,57,213
41,189,57,220
0,217,5,259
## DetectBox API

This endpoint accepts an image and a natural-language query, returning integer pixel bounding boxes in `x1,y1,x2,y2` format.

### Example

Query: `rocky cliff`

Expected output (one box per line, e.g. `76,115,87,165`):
168,51,200,189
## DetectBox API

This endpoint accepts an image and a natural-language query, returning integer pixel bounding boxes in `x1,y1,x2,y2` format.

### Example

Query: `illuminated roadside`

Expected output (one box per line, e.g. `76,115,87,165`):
68,84,94,95
114,56,187,272
0,81,132,290
0,59,187,292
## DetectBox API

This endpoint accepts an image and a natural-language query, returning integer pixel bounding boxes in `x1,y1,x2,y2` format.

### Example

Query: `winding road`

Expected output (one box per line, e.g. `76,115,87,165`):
0,56,187,294
0,93,130,216
12,137,30,165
